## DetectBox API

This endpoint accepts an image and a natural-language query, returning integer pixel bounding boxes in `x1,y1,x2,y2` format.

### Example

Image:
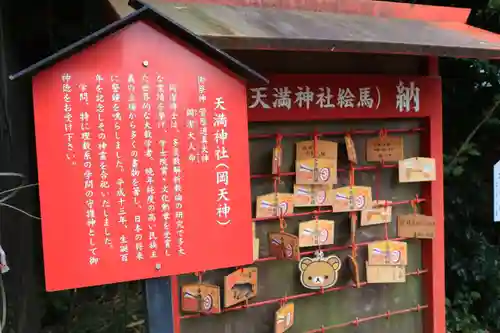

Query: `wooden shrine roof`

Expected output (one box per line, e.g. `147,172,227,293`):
118,0,500,59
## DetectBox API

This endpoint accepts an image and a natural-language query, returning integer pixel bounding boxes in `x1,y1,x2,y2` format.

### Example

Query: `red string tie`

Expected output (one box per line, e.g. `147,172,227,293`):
411,198,417,215
320,286,325,295
276,133,283,178
276,133,283,146
281,294,288,307
320,325,325,333
416,304,422,312
353,317,360,327
386,310,391,319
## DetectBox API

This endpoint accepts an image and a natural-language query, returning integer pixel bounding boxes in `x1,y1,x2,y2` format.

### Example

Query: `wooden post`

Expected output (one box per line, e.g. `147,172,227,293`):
145,276,180,333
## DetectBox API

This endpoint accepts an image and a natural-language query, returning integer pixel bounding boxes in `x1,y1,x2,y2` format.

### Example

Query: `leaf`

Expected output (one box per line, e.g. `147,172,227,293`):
468,148,481,156
471,291,482,300
452,166,465,176
486,117,500,125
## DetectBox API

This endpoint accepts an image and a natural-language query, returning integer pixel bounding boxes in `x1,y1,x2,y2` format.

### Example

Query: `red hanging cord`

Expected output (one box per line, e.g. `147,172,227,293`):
348,161,358,276
377,155,390,241
375,159,382,201
413,194,419,215
274,133,282,219
315,210,321,251
383,199,390,240
280,293,288,307
279,216,287,233
313,129,318,158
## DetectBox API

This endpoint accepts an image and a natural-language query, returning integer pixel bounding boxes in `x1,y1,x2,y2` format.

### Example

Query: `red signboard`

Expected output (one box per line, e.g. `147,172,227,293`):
32,21,253,291
247,74,441,121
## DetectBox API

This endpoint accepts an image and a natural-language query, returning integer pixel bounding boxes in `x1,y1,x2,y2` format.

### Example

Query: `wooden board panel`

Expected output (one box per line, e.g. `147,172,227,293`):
180,118,424,333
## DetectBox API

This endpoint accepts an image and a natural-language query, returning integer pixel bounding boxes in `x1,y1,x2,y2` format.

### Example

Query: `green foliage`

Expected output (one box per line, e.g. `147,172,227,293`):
41,282,146,333
440,55,500,332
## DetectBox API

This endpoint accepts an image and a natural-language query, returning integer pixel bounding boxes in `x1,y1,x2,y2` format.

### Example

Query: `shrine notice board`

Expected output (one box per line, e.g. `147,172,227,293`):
179,73,445,333
31,22,253,291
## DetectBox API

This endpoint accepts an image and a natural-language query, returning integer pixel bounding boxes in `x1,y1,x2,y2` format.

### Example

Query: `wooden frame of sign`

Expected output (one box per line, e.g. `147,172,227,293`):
246,72,445,333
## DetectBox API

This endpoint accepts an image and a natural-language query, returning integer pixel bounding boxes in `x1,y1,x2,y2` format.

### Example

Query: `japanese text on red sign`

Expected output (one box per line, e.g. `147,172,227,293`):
248,80,420,112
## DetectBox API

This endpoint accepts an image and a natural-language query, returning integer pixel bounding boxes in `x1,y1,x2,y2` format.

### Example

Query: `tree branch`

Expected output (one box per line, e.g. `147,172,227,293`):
448,97,500,169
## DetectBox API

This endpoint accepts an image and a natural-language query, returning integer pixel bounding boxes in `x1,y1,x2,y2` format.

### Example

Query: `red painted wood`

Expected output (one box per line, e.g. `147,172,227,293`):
32,21,253,291
246,71,445,333
247,74,441,122
422,56,446,333
171,276,181,333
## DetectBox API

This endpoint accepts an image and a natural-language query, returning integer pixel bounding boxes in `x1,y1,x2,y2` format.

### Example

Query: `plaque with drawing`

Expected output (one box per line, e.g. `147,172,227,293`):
269,232,300,261
256,193,295,218
398,157,436,183
224,267,258,308
293,184,332,207
360,200,392,226
330,186,372,212
298,220,335,247
368,240,407,266
181,283,221,314
275,302,295,333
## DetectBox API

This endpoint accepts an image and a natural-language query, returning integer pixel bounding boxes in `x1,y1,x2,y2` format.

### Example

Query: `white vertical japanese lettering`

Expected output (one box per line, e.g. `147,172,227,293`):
112,75,124,173
213,96,231,226
82,75,96,265
396,80,420,112
62,74,75,164
172,136,185,255
156,74,166,130
159,139,171,256
186,108,198,163
97,75,111,250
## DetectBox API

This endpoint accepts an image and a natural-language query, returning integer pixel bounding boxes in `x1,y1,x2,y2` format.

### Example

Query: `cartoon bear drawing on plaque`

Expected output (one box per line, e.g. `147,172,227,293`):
298,251,342,290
